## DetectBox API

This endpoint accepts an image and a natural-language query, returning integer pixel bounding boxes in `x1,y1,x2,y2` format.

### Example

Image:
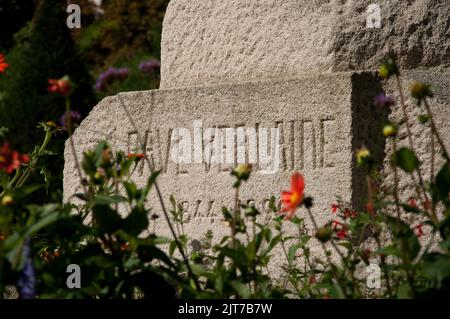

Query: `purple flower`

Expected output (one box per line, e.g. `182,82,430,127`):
94,67,130,92
116,67,129,80
138,59,161,74
17,238,36,299
374,93,395,108
60,110,82,131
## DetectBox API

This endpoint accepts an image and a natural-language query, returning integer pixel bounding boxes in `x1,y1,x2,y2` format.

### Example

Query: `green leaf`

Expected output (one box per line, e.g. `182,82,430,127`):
376,245,400,257
138,235,171,246
435,163,450,202
392,148,420,173
139,171,160,204
261,235,281,257
137,245,174,268
4,206,60,267
19,184,43,196
123,181,137,201
230,280,252,299
268,196,278,213
400,203,423,215
288,244,301,265
93,195,127,205
93,205,122,234
385,216,420,261
169,241,176,256
397,283,413,299
214,273,224,295
422,253,450,288
40,167,51,193
190,263,207,276
123,208,149,236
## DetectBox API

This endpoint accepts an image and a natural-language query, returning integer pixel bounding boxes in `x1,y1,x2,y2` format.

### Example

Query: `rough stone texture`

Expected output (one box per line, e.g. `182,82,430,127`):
161,0,450,89
382,70,450,201
65,73,356,240
65,0,450,269
64,71,450,265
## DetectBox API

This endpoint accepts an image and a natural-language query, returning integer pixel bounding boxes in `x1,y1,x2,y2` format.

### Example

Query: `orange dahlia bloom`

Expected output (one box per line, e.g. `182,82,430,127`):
47,76,71,96
0,142,30,174
280,173,305,220
0,54,9,73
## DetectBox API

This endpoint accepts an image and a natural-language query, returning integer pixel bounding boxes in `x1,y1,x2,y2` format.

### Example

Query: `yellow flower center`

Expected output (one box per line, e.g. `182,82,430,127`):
0,155,5,163
290,192,300,205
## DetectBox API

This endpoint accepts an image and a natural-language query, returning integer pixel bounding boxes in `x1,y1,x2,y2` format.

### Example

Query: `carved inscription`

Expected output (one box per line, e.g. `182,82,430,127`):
127,118,337,177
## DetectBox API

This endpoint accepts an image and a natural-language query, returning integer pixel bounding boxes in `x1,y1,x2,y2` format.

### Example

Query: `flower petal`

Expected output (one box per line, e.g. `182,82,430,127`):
291,173,305,194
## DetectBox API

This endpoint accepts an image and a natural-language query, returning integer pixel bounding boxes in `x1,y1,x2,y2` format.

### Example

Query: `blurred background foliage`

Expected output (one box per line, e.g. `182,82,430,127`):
0,0,169,199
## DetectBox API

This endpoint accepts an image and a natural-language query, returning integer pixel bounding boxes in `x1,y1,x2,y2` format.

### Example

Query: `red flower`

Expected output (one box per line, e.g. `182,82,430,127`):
280,173,305,220
414,224,424,238
331,203,339,214
47,76,71,96
332,220,344,229
0,142,30,174
0,54,8,73
408,197,417,208
332,220,347,239
336,229,347,239
343,209,351,218
127,153,145,159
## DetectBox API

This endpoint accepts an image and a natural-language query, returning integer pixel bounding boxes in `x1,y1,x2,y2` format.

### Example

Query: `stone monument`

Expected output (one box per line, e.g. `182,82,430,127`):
64,0,450,249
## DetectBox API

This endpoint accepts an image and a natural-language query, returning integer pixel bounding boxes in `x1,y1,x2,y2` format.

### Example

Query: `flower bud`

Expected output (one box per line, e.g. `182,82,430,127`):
315,227,332,243
383,124,398,137
378,55,399,79
232,164,253,185
356,147,372,167
378,65,390,79
102,148,112,163
410,81,433,101
1,195,14,206
303,197,313,209
234,164,252,176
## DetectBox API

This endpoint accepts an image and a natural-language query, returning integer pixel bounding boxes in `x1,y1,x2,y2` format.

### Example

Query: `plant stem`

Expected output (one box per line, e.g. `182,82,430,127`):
392,139,402,222
423,98,449,160
395,75,430,210
118,95,201,291
305,207,348,298
231,186,239,249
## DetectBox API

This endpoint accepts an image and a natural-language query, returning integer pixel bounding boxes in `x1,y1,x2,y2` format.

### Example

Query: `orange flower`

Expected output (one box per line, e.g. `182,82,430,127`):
47,76,71,96
0,142,30,174
280,173,305,220
0,54,8,73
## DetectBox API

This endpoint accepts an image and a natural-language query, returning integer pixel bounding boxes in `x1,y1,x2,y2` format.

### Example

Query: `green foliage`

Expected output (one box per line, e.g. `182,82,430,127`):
0,0,96,199
80,0,169,70
392,147,420,173
1,54,450,299
1,0,95,148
